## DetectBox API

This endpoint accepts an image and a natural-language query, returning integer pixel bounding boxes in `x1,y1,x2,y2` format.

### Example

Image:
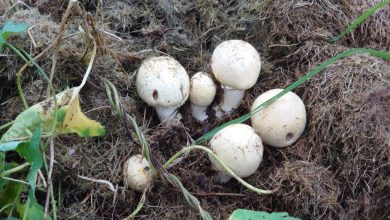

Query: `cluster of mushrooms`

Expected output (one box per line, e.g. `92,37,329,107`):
123,40,307,191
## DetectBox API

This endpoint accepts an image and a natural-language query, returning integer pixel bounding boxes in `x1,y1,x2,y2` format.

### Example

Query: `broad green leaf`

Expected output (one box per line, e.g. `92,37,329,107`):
0,141,24,152
17,199,47,220
229,209,300,220
0,181,25,216
0,141,23,161
0,162,18,191
15,128,42,195
0,21,29,48
0,87,105,143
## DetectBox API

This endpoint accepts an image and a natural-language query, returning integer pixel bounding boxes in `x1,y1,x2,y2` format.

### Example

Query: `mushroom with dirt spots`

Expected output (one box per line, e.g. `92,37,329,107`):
136,56,190,124
211,40,261,117
123,154,153,192
209,123,264,183
189,72,217,121
250,89,307,148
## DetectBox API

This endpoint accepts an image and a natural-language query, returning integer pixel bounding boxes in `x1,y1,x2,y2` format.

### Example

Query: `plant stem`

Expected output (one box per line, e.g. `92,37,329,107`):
0,203,13,213
16,63,30,109
0,121,13,131
127,188,148,219
164,145,275,195
331,0,390,42
4,42,30,64
1,162,30,177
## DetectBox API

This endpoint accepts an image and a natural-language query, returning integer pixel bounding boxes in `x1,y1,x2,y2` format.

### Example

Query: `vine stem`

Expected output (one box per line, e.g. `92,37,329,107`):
0,121,13,131
163,145,275,195
126,188,148,219
1,162,30,177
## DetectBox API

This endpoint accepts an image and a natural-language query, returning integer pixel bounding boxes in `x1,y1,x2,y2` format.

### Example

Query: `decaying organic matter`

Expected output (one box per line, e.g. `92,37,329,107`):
0,0,389,219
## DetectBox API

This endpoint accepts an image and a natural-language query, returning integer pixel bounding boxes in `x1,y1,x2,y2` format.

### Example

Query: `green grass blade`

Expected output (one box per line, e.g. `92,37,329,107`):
164,173,213,220
196,48,390,144
331,0,390,42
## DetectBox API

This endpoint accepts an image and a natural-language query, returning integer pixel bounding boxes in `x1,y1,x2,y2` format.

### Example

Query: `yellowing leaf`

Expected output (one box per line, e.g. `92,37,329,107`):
61,95,105,137
1,87,104,142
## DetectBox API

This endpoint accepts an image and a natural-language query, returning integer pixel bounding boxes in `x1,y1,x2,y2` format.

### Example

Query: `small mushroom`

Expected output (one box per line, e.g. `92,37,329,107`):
209,123,264,183
189,72,217,121
211,40,261,117
250,89,307,148
136,56,190,124
123,154,153,192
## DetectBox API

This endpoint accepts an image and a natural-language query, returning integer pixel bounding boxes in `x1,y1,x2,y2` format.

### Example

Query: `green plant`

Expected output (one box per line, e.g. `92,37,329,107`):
0,20,104,219
228,209,299,220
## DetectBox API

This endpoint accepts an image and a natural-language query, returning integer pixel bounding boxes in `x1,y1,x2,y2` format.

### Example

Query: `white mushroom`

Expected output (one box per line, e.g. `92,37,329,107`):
250,89,307,148
211,40,261,117
136,56,190,124
123,154,153,192
189,72,217,121
209,123,264,183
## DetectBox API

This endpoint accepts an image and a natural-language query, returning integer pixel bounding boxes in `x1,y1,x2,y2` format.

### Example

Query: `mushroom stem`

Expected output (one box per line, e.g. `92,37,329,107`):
216,172,232,183
215,86,245,117
155,106,181,123
190,103,208,122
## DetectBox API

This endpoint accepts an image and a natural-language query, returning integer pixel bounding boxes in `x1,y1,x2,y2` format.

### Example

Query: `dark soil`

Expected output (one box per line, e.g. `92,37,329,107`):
1,0,389,219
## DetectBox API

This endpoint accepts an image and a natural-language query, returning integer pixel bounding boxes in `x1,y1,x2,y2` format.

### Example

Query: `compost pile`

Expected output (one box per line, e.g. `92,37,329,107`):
0,0,389,219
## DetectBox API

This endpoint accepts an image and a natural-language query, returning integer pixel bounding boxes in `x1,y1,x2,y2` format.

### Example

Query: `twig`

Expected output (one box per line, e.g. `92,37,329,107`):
78,175,116,192
44,138,56,220
97,28,123,42
2,0,31,18
47,0,78,97
170,188,245,197
38,169,48,188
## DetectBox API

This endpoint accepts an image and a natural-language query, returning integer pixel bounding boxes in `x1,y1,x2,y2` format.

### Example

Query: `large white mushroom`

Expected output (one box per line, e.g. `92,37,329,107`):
189,72,217,121
250,89,307,148
136,56,190,124
123,154,153,192
211,40,261,117
209,123,264,183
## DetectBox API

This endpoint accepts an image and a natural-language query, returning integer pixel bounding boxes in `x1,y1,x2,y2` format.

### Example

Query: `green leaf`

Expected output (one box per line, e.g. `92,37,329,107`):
0,162,18,190
229,209,300,220
0,181,25,216
0,141,24,152
0,129,45,219
0,141,23,162
15,128,42,196
0,87,105,143
0,21,29,48
19,199,47,220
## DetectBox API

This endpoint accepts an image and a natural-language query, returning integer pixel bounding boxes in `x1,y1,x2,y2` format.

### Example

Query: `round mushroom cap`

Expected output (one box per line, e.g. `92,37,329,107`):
123,154,153,192
136,56,190,108
250,89,307,148
211,40,261,90
189,72,217,106
209,123,264,178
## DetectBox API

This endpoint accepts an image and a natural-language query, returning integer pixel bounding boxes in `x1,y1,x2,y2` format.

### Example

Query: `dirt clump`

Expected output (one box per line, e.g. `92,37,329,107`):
0,0,389,219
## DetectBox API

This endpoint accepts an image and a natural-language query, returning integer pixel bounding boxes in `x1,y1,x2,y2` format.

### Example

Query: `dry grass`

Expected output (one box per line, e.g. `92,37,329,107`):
0,0,389,219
